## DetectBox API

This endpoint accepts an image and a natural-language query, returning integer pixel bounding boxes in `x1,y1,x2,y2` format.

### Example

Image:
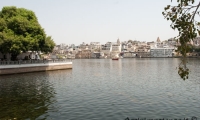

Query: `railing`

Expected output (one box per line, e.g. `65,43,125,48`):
0,59,72,65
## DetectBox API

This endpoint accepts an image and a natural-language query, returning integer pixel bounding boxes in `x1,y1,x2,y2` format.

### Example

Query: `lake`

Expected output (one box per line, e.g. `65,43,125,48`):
0,58,199,120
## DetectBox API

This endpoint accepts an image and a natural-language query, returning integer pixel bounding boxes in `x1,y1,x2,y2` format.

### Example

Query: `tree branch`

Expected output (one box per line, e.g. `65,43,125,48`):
182,5,198,9
190,1,200,22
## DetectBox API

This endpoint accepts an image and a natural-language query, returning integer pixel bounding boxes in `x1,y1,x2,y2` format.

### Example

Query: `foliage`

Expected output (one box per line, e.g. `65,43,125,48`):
193,46,200,52
128,40,133,43
0,6,55,60
187,44,200,52
41,36,56,54
163,0,200,80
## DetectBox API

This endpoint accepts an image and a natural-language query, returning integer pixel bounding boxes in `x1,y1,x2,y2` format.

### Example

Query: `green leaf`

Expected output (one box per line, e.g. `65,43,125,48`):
0,6,55,60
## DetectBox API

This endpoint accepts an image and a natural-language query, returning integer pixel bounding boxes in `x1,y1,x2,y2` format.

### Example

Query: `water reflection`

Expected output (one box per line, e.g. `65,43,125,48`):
0,59,199,119
0,72,58,119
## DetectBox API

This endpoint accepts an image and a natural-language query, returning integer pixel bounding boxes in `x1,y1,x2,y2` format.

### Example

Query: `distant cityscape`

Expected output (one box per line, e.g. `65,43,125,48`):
50,37,200,59
1,37,200,60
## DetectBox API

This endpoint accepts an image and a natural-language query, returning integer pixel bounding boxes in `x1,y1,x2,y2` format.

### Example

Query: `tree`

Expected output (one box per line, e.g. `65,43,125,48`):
0,6,55,60
41,36,56,54
163,0,200,80
128,40,133,43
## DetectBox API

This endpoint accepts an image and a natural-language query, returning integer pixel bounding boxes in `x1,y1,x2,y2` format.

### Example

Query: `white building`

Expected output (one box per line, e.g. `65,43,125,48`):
111,38,121,52
79,42,89,50
89,42,101,52
150,48,175,57
101,42,112,58
150,37,175,57
111,38,121,57
17,51,40,60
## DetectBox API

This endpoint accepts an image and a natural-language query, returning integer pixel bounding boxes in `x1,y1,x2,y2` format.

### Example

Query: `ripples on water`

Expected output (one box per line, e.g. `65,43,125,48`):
0,58,199,120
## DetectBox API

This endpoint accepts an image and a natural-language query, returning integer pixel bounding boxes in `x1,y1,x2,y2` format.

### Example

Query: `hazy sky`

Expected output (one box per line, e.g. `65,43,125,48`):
0,0,179,45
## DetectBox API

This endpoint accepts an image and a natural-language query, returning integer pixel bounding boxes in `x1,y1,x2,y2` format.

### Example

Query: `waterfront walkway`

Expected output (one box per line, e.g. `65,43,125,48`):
0,59,73,75
0,59,72,66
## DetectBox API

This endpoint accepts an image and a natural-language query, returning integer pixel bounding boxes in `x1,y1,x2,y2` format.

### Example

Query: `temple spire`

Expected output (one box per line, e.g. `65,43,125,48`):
157,37,161,42
117,38,120,45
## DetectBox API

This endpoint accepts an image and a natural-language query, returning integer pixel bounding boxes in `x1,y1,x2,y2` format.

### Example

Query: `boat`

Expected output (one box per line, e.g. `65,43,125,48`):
112,54,119,60
112,58,119,60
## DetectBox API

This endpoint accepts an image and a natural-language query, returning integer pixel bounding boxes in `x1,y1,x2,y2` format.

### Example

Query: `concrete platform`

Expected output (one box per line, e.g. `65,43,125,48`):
0,62,72,75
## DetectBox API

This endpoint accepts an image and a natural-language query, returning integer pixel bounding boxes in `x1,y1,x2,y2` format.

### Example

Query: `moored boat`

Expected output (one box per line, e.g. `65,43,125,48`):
112,54,119,60
112,58,119,60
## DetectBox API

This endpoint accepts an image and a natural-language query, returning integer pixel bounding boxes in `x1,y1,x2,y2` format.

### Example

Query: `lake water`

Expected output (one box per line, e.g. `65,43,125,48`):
0,58,200,120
